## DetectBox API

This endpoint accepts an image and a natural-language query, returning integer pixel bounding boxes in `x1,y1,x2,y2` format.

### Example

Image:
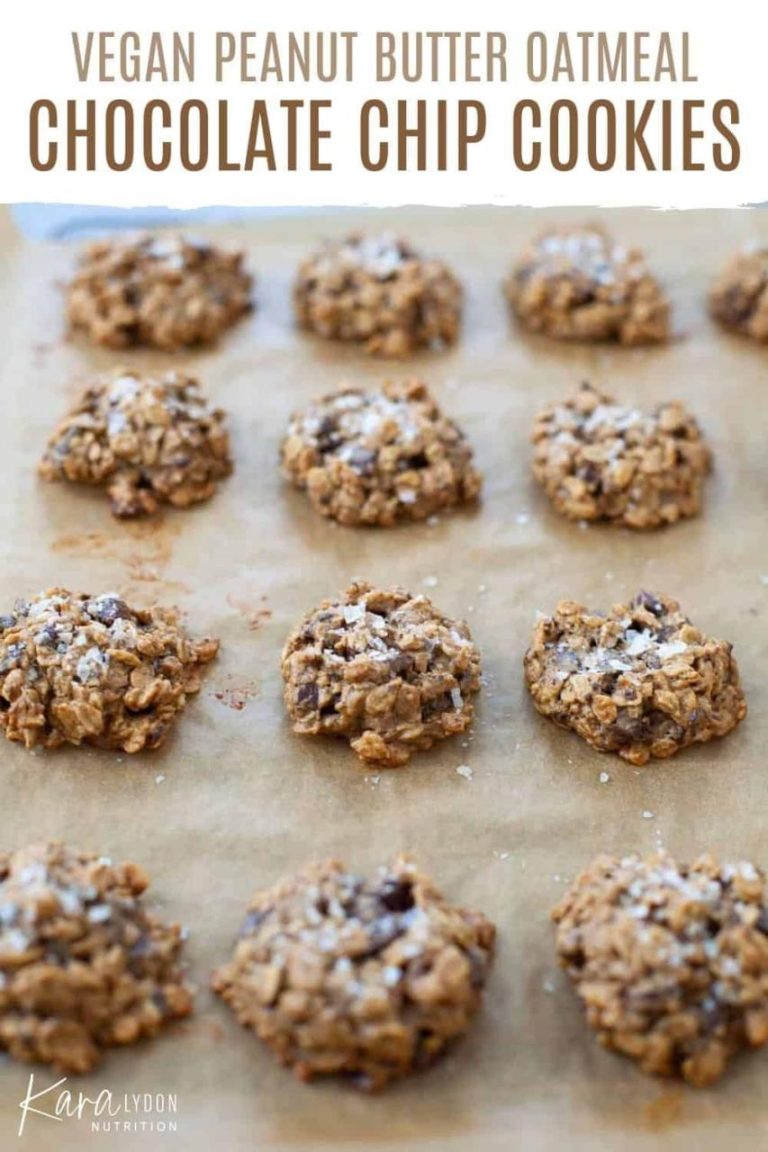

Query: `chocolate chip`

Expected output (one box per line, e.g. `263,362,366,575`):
86,596,135,626
633,591,664,618
377,878,415,914
296,683,318,709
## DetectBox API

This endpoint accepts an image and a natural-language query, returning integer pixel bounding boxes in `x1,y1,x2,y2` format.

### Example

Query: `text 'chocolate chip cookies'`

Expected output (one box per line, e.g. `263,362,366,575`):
0,843,192,1073
212,855,495,1090
294,233,462,356
281,379,481,527
531,382,712,530
39,369,233,519
506,226,669,345
0,589,218,753
524,592,746,765
67,234,253,350
553,852,768,1086
281,581,481,766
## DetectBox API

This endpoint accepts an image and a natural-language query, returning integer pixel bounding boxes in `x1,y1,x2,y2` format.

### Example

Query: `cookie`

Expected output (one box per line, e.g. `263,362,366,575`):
212,854,495,1090
39,369,233,519
0,589,218,753
531,383,711,529
524,592,746,765
505,226,669,345
553,851,768,1087
66,234,252,349
281,581,481,766
281,379,481,527
294,234,461,357
710,247,768,342
0,843,192,1073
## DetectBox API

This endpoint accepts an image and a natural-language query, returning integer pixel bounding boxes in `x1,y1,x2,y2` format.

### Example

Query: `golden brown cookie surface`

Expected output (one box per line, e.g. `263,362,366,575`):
67,234,252,349
281,379,481,526
0,589,218,752
506,227,669,345
294,234,461,356
553,851,768,1086
212,855,495,1090
524,592,746,765
531,383,711,529
0,843,192,1073
39,369,232,518
281,581,481,766
710,247,768,342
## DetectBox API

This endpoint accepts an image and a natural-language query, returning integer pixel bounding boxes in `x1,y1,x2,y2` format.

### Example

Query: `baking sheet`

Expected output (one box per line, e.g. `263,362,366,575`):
0,206,767,1152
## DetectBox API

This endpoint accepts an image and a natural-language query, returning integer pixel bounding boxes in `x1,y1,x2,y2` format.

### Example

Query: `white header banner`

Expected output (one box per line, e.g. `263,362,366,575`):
0,0,763,207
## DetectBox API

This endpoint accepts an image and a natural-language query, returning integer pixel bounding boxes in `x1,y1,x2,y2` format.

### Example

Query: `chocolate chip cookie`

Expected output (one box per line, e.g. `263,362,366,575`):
531,383,711,529
0,589,218,753
0,842,192,1073
212,855,495,1090
281,581,481,766
524,592,746,765
281,379,481,526
553,851,768,1086
294,234,461,357
506,226,669,345
39,369,232,518
67,234,252,349
710,246,768,342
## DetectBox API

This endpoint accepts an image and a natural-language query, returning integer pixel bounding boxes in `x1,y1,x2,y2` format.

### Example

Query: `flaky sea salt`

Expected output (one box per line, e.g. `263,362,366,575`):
456,764,473,780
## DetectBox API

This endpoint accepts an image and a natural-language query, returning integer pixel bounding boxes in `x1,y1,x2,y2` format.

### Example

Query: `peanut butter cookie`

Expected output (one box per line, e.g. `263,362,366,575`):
710,246,768,342
39,369,232,518
67,234,252,349
506,226,669,345
294,234,461,357
212,855,495,1090
524,592,746,765
553,852,768,1086
281,379,481,526
531,383,711,529
0,842,192,1073
281,581,481,766
0,589,218,753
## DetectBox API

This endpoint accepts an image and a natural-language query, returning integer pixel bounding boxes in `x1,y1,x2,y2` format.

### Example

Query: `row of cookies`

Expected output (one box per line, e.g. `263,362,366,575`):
39,371,711,532
2,840,767,1090
0,581,746,771
65,229,768,355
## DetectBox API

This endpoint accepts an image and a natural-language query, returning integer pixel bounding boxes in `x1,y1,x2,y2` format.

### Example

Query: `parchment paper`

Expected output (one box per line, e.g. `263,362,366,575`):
0,206,766,1152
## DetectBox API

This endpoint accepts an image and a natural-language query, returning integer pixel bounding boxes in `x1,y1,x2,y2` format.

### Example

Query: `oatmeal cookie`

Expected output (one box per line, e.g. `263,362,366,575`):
281,581,481,766
294,234,461,357
66,234,252,349
505,226,669,345
553,852,768,1086
710,247,768,342
0,842,192,1073
531,383,711,529
39,369,232,519
524,592,746,765
281,379,481,526
0,589,218,753
212,855,495,1090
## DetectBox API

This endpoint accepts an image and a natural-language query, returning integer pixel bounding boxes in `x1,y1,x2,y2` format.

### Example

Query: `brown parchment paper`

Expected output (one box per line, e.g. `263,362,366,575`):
0,206,766,1152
